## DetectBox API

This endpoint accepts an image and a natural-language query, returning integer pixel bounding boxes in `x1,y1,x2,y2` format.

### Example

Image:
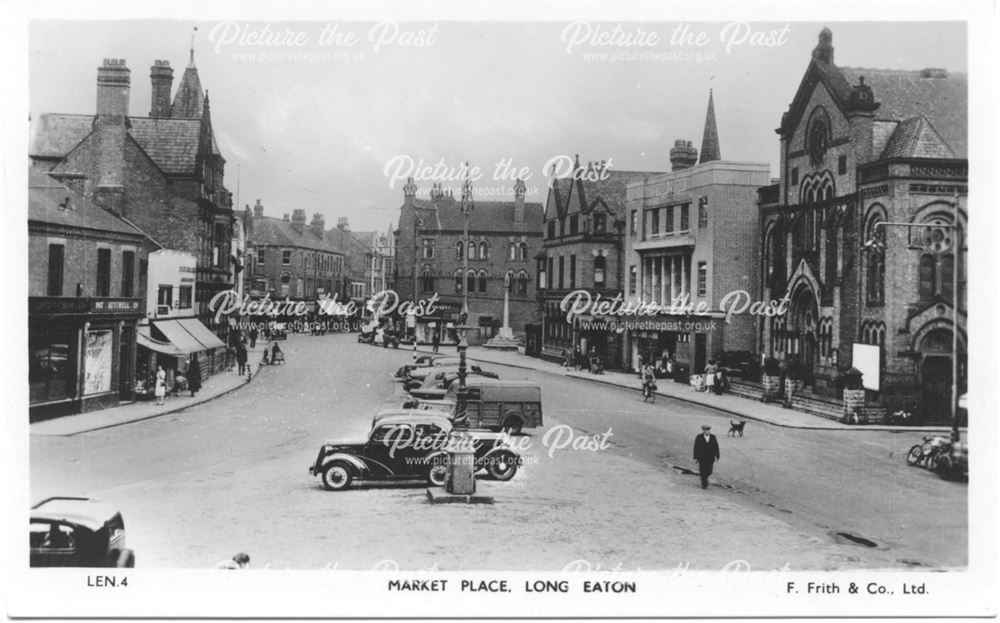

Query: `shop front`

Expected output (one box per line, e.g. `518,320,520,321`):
29,297,142,422
619,313,726,378
136,317,227,391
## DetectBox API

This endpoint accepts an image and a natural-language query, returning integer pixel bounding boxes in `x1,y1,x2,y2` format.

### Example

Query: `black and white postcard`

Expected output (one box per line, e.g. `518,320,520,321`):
2,0,996,618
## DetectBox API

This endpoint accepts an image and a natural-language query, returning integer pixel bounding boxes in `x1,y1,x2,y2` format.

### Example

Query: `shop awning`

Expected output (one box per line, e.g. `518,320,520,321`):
152,319,217,354
176,318,226,350
137,326,185,356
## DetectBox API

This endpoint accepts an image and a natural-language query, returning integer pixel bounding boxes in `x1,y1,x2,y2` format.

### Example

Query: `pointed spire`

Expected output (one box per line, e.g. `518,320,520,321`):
699,89,721,164
189,26,198,67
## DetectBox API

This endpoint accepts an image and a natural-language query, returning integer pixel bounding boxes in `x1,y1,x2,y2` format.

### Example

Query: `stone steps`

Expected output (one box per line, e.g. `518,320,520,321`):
728,380,763,401
788,393,844,421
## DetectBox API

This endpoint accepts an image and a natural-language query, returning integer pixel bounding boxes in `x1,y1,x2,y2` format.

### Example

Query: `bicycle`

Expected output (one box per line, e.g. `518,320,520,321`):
641,379,657,403
906,435,950,469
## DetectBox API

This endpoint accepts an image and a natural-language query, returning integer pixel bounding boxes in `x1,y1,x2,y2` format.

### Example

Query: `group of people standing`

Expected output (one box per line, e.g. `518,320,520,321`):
152,354,203,406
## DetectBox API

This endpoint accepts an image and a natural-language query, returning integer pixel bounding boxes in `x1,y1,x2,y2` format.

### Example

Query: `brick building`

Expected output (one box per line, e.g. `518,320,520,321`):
245,201,346,313
29,53,235,341
758,28,967,420
28,169,154,421
623,92,771,373
535,157,654,368
394,179,543,344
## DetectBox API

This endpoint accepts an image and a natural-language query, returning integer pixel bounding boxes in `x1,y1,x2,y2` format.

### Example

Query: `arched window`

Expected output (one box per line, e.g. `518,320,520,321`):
466,270,476,293
456,241,464,261
454,269,463,293
477,270,488,293
479,242,488,261
467,243,476,260
825,219,839,286
519,243,528,261
865,210,886,304
517,270,529,295
508,243,517,261
594,255,607,287
919,255,936,299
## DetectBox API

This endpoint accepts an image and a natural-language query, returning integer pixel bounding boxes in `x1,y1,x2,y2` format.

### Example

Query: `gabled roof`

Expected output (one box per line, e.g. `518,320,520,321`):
840,67,967,158
546,169,657,221
28,168,146,237
29,114,94,159
779,31,966,159
879,116,955,159
410,197,543,234
30,113,209,176
250,216,340,253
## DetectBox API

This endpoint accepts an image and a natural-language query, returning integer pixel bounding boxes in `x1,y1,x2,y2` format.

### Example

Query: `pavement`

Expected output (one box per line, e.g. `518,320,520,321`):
30,335,960,437
30,342,272,437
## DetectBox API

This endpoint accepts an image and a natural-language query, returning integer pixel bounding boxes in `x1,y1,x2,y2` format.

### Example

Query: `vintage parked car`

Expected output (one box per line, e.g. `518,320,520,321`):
407,369,501,399
30,497,136,568
405,379,543,435
406,359,483,382
395,354,443,379
404,365,497,392
309,411,521,490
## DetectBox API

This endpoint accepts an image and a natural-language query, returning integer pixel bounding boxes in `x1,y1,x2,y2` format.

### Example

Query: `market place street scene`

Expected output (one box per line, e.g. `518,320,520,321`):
23,20,972,571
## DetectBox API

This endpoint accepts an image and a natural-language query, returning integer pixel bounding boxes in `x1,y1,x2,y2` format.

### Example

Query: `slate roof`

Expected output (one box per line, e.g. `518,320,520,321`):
548,169,658,220
29,114,94,159
878,116,954,159
129,118,203,175
840,66,967,158
30,113,208,176
250,216,339,253
28,168,146,236
411,197,543,234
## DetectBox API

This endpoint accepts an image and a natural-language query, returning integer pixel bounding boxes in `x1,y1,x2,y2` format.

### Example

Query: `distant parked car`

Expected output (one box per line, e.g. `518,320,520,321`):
406,379,543,435
395,354,443,379
30,497,135,568
309,412,521,490
407,369,501,398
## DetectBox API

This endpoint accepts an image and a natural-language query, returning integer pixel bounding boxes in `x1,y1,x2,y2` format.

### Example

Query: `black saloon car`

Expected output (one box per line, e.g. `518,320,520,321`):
309,412,520,490
30,497,136,568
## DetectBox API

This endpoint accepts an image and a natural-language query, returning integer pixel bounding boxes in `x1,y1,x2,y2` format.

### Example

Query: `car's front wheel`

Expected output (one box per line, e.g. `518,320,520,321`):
426,456,449,487
322,462,353,491
114,548,135,568
486,451,519,481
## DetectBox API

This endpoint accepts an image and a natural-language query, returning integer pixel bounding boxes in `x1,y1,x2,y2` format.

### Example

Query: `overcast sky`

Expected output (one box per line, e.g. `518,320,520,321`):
29,20,966,233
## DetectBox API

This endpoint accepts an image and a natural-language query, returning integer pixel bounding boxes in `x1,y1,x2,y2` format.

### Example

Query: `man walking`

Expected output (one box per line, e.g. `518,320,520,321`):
432,329,441,353
236,343,248,377
692,424,720,489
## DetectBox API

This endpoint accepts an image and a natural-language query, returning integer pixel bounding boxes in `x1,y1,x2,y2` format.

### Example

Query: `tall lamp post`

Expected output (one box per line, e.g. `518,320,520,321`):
867,194,963,442
456,164,475,430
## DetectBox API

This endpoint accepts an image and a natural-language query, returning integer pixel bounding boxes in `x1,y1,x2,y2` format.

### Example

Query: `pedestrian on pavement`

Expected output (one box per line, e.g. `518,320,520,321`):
574,346,584,371
432,329,441,353
188,354,202,397
249,327,258,349
704,360,717,393
154,366,167,405
693,424,720,489
236,343,248,376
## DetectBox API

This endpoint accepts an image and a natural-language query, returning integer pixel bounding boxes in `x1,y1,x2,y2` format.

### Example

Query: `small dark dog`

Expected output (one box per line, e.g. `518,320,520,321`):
728,420,747,437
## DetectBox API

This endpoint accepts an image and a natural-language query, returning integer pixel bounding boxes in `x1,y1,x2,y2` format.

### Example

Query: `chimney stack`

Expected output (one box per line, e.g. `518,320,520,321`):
513,178,526,224
669,140,698,171
94,58,130,214
149,60,173,118
291,208,307,233
253,198,264,218
403,176,417,207
310,213,326,238
336,217,350,232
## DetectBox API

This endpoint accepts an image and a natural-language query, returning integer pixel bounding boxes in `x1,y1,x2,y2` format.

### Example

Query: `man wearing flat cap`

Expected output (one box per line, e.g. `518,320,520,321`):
693,425,720,489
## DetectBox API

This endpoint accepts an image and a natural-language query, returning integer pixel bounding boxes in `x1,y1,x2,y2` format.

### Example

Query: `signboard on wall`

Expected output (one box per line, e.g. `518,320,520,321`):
84,330,113,394
852,343,881,391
